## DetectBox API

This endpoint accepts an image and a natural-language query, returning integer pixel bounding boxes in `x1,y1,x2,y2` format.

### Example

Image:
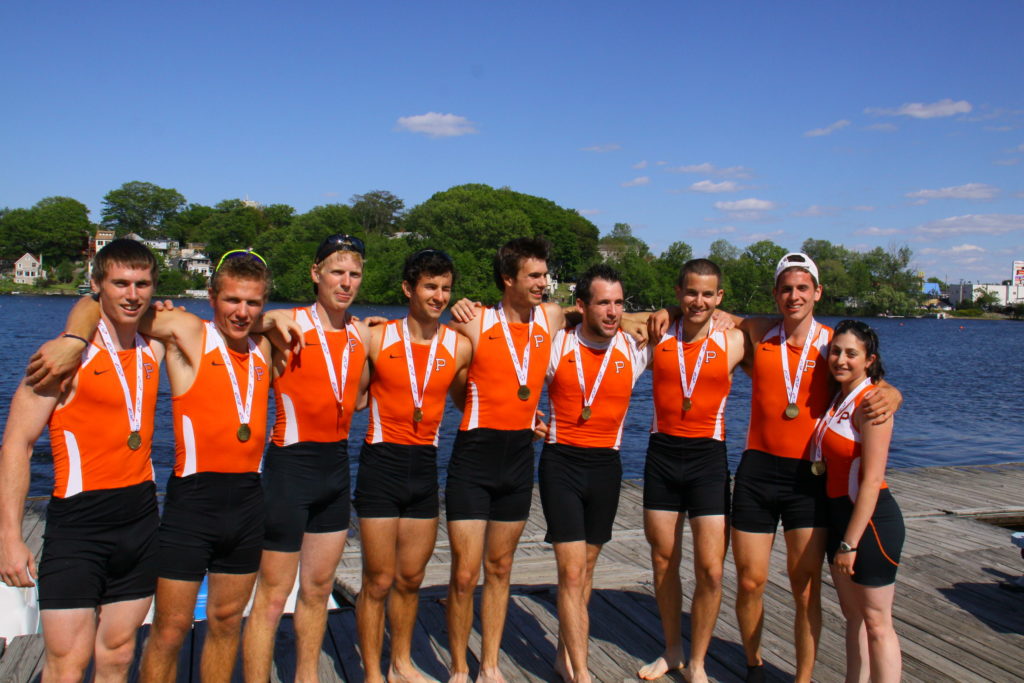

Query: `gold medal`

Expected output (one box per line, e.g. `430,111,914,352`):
811,460,826,476
517,385,531,401
413,407,424,423
785,403,800,419
581,405,592,421
237,424,251,442
683,397,693,411
127,431,142,451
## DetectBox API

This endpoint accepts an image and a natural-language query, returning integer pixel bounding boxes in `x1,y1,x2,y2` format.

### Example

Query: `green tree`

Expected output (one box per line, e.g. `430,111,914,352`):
708,239,739,263
975,289,1000,310
350,190,405,235
33,197,92,261
163,203,215,244
101,181,186,238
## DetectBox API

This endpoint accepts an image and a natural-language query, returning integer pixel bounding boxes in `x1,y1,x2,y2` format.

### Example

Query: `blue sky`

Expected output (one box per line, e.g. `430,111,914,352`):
2,0,1021,283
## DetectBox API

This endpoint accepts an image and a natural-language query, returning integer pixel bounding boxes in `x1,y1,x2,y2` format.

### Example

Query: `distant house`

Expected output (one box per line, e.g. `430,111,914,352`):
87,229,116,279
13,253,45,285
181,253,212,278
144,237,178,253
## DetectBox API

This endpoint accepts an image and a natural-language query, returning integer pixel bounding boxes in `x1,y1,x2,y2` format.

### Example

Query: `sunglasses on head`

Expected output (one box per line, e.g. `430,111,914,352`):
216,248,267,271
315,234,366,263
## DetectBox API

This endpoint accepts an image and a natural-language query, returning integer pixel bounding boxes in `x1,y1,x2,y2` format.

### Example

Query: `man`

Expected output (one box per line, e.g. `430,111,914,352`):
650,252,900,682
243,234,372,683
443,237,566,683
638,259,743,683
0,239,165,683
354,249,472,683
536,264,646,683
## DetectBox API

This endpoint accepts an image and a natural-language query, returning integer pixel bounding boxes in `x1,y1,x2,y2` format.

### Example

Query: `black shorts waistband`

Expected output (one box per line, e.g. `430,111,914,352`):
542,442,620,463
648,434,726,459
47,481,157,525
265,440,348,459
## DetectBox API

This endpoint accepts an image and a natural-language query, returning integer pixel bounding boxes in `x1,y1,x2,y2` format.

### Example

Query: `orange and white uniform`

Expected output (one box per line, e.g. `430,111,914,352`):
650,326,731,440
459,305,552,432
172,322,270,476
544,327,646,450
817,383,888,500
366,321,460,446
48,337,159,498
271,306,366,446
746,321,833,460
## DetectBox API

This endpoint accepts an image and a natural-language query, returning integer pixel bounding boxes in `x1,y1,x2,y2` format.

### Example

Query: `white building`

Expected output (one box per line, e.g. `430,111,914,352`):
181,254,212,278
13,253,44,284
948,282,1024,307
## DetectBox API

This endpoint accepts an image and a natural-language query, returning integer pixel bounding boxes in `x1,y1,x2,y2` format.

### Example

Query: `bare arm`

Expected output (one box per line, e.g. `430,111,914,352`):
834,406,894,576
253,309,305,352
0,380,61,587
860,380,903,425
25,295,101,387
447,333,473,412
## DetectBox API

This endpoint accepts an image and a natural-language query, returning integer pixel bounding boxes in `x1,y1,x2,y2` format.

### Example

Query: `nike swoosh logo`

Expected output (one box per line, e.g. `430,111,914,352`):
389,354,402,359
93,369,110,375
211,361,225,366
661,347,674,352
488,335,501,340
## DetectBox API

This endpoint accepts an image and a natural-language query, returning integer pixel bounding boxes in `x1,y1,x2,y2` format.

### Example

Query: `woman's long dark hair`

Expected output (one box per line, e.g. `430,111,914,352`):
834,319,885,382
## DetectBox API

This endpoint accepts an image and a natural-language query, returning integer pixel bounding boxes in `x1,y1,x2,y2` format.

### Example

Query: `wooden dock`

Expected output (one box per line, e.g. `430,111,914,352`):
2,462,1022,682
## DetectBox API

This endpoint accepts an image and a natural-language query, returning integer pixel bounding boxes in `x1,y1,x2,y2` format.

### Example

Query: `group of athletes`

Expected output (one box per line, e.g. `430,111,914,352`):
0,232,906,683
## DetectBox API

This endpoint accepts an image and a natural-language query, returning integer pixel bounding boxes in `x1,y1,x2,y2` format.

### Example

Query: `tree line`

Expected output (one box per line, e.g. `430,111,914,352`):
0,181,926,314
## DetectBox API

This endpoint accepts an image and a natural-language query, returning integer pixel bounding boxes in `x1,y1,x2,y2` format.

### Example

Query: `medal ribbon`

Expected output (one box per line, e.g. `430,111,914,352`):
496,303,534,389
96,320,144,435
778,319,818,409
401,318,441,412
572,327,618,412
810,377,874,463
675,319,711,405
310,305,353,407
208,322,256,427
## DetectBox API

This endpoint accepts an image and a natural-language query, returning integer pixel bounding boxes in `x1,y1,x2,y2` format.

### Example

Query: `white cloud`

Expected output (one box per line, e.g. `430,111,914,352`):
914,214,1024,237
854,226,901,236
714,198,776,212
865,123,898,132
865,98,973,119
655,160,668,166
689,180,740,193
793,204,839,217
950,243,985,253
621,176,650,187
906,183,999,201
576,209,601,216
741,230,785,242
581,143,621,153
689,225,737,237
632,160,648,169
984,125,1014,132
804,119,850,137
852,205,876,212
396,112,477,137
666,162,752,178
994,158,1021,166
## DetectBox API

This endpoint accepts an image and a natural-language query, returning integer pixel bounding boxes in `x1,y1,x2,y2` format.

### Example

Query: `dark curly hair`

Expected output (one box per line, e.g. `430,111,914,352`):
833,319,885,382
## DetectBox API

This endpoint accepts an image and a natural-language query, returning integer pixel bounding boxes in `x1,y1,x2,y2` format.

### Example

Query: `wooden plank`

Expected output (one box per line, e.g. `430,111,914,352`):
0,634,44,683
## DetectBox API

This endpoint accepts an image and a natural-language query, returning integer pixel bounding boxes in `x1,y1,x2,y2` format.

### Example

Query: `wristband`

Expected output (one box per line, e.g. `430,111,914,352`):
62,333,89,346
838,541,857,553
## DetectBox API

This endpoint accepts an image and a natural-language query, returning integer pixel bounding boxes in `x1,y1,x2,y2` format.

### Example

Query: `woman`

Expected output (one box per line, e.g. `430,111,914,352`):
813,319,904,682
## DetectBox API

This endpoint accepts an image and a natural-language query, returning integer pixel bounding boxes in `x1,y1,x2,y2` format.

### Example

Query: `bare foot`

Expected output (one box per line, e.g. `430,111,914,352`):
683,662,709,683
475,667,508,683
447,673,471,683
638,654,685,681
389,662,441,683
554,642,573,683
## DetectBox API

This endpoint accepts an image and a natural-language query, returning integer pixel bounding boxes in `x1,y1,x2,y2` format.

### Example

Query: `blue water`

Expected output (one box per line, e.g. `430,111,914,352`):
1,296,1020,496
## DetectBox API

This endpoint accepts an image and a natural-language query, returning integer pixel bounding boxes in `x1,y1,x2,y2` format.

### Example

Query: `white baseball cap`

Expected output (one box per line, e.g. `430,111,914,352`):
774,252,820,284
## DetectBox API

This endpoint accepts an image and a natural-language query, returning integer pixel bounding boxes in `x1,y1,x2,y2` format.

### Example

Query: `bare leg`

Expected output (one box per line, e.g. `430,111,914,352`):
387,516,439,683
638,509,686,680
830,565,868,683
445,519,486,683
477,519,527,683
840,573,901,683
141,579,201,682
40,608,98,683
294,530,348,683
685,515,727,683
783,527,826,683
357,517,400,683
201,572,258,683
553,542,589,683
93,597,153,683
243,550,300,683
732,528,774,672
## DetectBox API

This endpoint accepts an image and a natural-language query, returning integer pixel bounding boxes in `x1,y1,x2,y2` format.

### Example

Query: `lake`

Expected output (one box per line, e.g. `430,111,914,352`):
1,295,1020,496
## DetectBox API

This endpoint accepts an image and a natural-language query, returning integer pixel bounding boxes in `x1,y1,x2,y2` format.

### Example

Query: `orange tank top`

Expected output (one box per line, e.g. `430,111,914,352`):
459,305,552,432
48,337,159,498
746,321,833,460
545,328,645,450
172,323,270,475
271,307,367,446
651,324,731,440
816,381,888,499
366,321,460,446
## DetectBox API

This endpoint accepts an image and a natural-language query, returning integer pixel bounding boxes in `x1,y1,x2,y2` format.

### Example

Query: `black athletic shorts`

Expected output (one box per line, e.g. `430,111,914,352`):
262,440,350,552
354,441,439,519
731,449,828,533
643,434,730,517
38,481,159,610
539,443,622,545
827,489,904,587
445,428,534,522
158,472,264,580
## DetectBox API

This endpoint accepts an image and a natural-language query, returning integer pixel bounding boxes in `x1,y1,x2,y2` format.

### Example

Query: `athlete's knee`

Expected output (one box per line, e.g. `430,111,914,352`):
43,652,91,683
362,569,396,600
449,564,480,595
95,636,137,676
150,610,193,647
861,604,894,640
393,568,425,594
736,567,768,596
251,584,289,621
557,561,588,593
205,605,245,637
483,553,514,583
694,561,724,593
